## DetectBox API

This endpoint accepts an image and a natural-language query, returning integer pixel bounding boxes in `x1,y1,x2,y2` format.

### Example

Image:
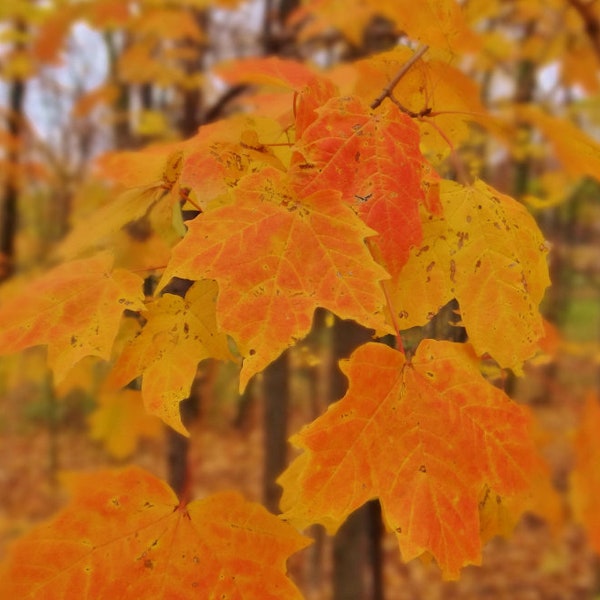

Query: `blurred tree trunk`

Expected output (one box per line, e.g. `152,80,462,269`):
0,17,26,282
262,350,291,513
178,8,207,137
329,317,381,600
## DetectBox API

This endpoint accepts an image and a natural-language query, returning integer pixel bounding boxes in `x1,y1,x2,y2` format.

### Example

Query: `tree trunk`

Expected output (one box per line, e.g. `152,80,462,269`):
1,18,26,281
262,350,290,513
329,317,379,600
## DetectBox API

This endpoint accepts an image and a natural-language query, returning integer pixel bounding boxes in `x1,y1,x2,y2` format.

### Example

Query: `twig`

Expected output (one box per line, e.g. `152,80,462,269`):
371,45,429,110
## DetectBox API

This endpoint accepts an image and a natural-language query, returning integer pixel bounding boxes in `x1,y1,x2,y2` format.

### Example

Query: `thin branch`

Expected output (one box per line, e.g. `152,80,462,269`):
370,44,429,110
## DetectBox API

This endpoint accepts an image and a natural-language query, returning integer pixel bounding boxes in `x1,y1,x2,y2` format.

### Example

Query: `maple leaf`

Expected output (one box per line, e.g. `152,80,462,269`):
0,252,144,382
216,56,320,90
107,281,234,435
290,94,440,277
516,104,600,181
290,0,376,46
292,0,480,52
278,340,538,578
88,389,163,459
374,0,481,53
0,467,309,599
160,166,391,390
392,179,550,372
57,147,186,259
352,47,495,158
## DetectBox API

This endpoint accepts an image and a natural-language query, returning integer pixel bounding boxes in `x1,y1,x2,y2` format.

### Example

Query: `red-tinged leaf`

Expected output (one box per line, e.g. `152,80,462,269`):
160,167,391,390
290,95,439,276
0,467,309,600
107,281,234,435
278,340,538,578
570,394,600,554
0,253,144,381
181,130,287,210
294,77,339,139
216,56,320,90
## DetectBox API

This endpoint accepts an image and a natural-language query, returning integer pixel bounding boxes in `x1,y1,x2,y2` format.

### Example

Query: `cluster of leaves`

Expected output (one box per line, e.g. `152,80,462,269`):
2,0,600,597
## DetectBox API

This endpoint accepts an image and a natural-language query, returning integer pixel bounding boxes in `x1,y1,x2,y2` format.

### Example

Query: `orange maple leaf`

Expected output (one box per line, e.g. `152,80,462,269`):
278,340,538,578
290,94,440,276
160,167,391,390
216,56,320,90
0,467,309,599
0,252,144,381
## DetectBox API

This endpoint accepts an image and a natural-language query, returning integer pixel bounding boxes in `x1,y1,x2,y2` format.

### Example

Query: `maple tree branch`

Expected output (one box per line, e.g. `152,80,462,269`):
370,44,429,110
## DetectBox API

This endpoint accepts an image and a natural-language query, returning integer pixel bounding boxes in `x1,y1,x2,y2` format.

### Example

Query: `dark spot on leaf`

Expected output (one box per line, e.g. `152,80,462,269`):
395,527,402,533
249,349,256,356
144,559,154,570
419,465,427,473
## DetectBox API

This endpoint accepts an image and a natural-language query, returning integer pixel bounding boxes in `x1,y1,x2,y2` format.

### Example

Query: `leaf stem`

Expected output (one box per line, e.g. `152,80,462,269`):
380,279,405,354
370,44,430,110
366,240,405,354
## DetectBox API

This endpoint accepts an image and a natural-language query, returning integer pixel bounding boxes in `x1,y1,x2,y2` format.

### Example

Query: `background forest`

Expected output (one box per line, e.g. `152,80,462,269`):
2,0,600,599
